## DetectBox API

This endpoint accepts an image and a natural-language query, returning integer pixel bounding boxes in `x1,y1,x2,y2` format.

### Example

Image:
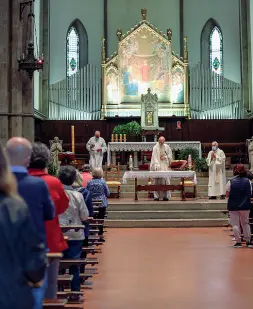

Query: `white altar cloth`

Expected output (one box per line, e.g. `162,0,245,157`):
107,141,201,166
122,170,197,184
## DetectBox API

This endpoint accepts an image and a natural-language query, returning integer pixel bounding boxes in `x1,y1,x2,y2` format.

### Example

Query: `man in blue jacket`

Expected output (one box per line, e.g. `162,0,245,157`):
6,137,55,309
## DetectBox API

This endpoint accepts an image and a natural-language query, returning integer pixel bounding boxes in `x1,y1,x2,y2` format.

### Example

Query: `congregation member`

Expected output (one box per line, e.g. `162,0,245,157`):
86,131,107,169
6,137,55,309
81,164,93,187
206,141,226,199
86,168,110,239
28,142,69,299
72,171,94,275
0,144,47,309
226,164,253,248
58,166,89,300
150,136,172,201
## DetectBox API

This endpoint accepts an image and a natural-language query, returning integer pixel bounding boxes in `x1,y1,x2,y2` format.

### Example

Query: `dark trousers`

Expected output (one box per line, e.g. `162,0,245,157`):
96,207,106,235
63,240,83,291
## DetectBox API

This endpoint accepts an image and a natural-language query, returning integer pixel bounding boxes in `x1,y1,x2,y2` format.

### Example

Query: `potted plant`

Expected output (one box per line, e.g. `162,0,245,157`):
194,157,209,176
113,121,142,141
47,162,58,176
178,148,199,161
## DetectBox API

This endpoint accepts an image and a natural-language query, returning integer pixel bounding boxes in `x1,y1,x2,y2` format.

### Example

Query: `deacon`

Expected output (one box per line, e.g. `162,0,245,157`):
206,141,226,199
86,131,107,170
150,136,172,201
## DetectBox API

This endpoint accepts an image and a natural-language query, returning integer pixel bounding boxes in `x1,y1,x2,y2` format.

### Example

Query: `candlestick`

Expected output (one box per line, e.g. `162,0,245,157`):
71,125,75,153
123,134,126,142
115,134,118,142
111,134,114,142
119,134,122,142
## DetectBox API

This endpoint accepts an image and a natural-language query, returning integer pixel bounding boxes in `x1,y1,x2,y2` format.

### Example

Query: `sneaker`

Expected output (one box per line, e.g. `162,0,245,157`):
246,242,253,248
154,198,159,201
163,198,169,201
233,242,242,248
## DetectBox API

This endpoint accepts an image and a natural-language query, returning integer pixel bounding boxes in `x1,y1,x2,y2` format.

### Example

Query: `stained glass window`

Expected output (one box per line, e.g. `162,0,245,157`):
210,27,223,75
67,27,79,77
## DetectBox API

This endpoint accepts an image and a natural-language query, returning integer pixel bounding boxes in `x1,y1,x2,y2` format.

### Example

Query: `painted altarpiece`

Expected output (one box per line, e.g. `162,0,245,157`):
101,9,189,118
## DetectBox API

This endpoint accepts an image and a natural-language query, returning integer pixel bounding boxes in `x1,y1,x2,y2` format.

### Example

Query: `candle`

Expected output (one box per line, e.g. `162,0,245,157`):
119,134,122,142
71,125,75,153
123,134,126,142
115,134,118,142
111,134,114,142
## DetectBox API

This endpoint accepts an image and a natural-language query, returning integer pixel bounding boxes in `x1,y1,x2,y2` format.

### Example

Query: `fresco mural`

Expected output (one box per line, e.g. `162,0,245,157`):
119,27,171,102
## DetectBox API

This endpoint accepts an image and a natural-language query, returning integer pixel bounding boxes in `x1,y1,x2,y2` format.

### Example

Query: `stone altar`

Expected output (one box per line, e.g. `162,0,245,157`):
107,141,202,168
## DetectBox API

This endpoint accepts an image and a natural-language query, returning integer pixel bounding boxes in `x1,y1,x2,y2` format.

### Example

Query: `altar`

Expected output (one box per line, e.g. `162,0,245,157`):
122,170,197,201
107,141,201,167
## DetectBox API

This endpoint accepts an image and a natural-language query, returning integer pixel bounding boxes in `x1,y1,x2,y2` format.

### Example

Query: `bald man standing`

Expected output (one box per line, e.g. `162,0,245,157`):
150,136,173,201
206,141,226,199
6,137,55,309
86,131,107,169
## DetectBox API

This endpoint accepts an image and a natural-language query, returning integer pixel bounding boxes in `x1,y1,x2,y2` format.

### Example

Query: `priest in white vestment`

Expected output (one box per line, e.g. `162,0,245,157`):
86,131,107,170
150,136,173,201
206,141,226,199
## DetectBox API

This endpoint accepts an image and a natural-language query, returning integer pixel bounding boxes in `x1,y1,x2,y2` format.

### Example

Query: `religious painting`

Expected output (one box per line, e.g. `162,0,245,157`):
106,67,119,104
146,111,154,126
118,25,171,103
171,66,184,103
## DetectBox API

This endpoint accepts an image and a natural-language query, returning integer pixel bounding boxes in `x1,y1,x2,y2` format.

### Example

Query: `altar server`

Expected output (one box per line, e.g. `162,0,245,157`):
206,141,226,199
86,131,107,170
150,136,172,201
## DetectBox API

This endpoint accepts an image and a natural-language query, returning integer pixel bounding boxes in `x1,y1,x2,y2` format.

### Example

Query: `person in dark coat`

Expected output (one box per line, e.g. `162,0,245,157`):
226,164,253,248
6,137,55,309
0,144,47,309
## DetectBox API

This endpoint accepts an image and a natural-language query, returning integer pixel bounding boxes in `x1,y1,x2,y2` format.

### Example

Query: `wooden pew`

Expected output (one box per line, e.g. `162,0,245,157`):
43,299,67,309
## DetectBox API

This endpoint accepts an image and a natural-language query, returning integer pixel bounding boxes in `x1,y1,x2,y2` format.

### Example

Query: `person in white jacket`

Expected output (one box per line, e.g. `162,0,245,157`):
58,165,89,299
150,136,173,201
206,141,226,199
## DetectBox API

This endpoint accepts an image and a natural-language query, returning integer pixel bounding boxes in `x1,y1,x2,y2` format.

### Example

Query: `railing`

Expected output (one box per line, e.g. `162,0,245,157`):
48,64,101,120
189,62,243,119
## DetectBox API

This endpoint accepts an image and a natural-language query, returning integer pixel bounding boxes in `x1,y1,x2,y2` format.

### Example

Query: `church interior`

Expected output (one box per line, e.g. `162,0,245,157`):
2,0,253,308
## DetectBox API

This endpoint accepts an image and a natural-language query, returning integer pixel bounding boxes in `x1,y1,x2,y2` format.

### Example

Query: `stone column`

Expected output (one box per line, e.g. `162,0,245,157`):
0,0,10,145
42,0,50,117
0,0,35,144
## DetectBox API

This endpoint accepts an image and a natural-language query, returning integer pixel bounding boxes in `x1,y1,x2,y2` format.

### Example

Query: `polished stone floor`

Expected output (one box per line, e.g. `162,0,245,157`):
83,228,253,309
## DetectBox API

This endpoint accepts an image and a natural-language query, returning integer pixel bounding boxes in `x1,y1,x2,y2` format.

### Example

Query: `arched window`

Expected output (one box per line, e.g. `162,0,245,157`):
66,19,88,77
67,27,79,77
201,19,223,75
210,27,223,74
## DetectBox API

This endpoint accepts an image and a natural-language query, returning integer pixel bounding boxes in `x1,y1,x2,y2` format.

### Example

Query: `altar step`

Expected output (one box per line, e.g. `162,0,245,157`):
106,218,227,228
106,200,228,228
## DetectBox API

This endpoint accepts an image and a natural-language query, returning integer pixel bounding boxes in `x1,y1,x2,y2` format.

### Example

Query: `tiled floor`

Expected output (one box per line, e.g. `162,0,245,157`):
84,228,253,309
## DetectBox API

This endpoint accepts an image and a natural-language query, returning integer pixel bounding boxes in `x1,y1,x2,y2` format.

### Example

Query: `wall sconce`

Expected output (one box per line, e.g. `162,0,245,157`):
18,0,44,79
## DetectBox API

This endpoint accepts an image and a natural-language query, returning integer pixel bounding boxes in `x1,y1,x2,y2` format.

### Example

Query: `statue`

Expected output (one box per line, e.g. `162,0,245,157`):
49,136,63,171
248,137,253,171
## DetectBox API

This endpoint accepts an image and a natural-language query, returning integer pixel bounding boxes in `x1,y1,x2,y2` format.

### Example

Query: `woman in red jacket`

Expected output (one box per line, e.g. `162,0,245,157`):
29,142,69,299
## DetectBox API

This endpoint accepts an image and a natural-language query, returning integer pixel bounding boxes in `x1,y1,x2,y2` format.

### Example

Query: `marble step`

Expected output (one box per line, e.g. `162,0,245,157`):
119,184,208,192
108,201,226,211
118,191,208,198
106,218,228,228
107,210,227,220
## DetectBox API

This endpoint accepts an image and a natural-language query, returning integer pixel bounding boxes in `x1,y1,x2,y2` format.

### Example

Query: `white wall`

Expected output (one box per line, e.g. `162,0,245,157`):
107,0,180,57
184,0,241,83
49,0,103,84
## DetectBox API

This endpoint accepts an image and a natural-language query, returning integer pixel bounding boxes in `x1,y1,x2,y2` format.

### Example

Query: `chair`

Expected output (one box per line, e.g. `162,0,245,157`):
180,178,197,198
105,162,121,198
